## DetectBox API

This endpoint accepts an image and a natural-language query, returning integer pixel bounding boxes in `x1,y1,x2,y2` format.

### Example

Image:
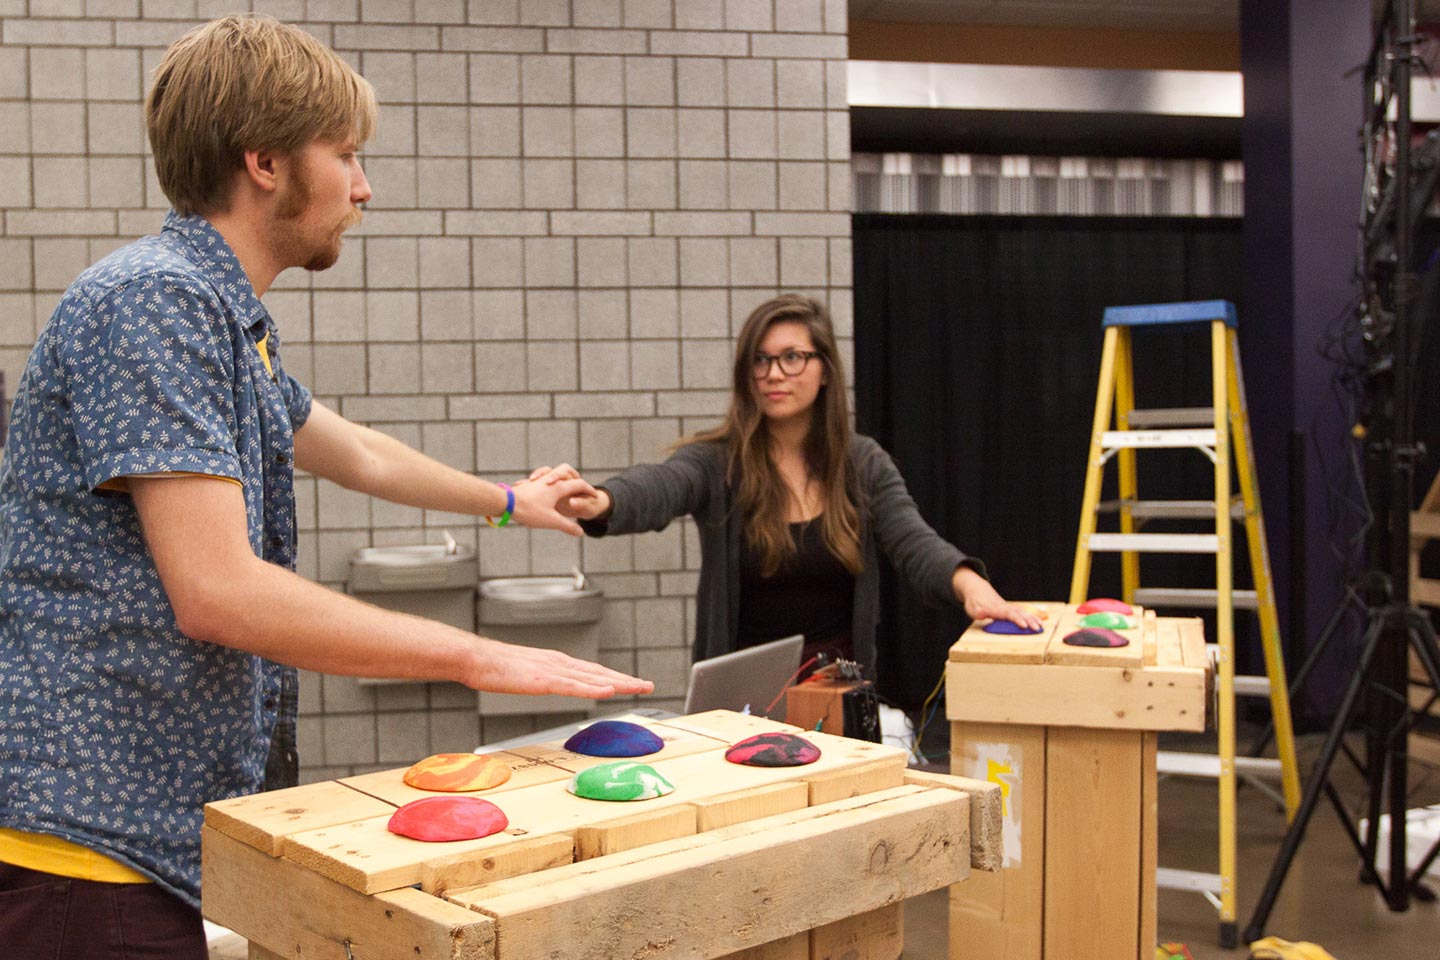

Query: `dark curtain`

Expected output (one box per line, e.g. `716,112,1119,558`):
854,214,1245,710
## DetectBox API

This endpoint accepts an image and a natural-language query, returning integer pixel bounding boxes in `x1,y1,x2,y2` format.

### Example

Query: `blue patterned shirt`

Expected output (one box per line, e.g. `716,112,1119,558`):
0,212,312,906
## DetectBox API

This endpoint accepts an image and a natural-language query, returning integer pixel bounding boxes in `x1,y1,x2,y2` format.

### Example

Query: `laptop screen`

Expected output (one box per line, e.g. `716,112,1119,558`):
683,634,804,716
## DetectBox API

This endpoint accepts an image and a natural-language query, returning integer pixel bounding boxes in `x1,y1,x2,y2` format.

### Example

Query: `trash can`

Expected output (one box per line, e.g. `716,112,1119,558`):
348,543,479,685
475,575,604,715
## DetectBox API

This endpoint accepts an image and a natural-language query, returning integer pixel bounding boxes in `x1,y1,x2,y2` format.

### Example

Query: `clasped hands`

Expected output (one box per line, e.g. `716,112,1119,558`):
505,463,608,535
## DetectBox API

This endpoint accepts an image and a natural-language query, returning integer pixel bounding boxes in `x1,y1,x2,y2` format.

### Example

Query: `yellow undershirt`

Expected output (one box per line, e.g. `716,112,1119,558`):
4,336,281,884
0,827,150,883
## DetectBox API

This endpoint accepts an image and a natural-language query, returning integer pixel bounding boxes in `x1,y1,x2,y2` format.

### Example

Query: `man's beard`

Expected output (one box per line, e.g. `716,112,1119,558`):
275,160,362,272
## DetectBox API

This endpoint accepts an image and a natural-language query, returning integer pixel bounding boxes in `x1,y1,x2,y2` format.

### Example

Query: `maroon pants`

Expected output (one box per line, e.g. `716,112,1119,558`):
0,862,207,960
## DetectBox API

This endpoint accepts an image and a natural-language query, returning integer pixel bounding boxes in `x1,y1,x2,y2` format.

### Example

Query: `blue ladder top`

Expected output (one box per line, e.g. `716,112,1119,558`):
1102,299,1237,329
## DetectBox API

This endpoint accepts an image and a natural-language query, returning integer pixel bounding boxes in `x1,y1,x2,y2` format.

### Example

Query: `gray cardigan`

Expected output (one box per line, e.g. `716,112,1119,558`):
580,434,984,672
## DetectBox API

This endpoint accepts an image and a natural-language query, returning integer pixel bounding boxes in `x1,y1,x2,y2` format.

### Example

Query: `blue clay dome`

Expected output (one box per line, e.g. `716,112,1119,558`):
564,720,665,758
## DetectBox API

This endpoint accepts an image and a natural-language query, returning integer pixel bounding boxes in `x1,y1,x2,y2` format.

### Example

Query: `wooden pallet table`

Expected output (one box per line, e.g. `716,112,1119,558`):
945,605,1210,960
203,709,1003,960
1410,469,1440,762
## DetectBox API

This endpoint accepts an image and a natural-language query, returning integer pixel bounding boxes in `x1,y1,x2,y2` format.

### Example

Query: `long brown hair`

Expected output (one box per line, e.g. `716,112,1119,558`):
684,294,862,576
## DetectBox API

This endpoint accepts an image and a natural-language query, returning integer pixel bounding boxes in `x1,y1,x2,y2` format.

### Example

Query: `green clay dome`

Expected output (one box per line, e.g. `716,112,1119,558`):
566,760,675,801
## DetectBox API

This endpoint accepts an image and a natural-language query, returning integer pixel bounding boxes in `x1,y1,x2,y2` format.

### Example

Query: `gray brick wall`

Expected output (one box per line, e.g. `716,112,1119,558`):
0,0,852,782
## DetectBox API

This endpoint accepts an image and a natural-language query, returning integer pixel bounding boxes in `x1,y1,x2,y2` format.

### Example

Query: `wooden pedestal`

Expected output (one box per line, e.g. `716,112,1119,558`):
944,604,1209,960
785,676,868,736
202,709,1004,960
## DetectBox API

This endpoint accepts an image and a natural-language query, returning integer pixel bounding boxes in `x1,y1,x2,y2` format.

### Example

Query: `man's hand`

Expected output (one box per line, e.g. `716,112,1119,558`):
463,637,653,698
952,565,1043,631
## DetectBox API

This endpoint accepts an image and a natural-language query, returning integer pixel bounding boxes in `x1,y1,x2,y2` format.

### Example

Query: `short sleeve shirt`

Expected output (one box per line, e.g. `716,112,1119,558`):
0,212,311,907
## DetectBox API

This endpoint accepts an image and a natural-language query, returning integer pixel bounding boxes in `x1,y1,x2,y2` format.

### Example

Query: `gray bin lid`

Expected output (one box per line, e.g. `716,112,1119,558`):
349,544,478,592
478,576,603,625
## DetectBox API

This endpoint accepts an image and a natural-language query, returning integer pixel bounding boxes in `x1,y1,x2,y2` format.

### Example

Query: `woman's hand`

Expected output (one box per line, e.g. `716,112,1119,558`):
507,471,598,535
526,463,613,521
952,565,1043,631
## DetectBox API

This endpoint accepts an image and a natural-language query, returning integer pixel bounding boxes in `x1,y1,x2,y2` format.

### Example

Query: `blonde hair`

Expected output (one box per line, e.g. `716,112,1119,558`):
686,295,863,577
146,14,378,216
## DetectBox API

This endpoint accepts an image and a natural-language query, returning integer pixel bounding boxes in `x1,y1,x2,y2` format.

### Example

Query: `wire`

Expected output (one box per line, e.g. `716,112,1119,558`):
911,667,947,763
764,655,818,717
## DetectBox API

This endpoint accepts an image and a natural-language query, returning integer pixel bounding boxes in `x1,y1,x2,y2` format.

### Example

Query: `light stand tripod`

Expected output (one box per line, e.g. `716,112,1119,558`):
1243,0,1440,941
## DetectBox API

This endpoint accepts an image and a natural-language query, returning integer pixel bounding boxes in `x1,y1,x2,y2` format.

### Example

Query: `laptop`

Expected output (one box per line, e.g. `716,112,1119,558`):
682,634,804,716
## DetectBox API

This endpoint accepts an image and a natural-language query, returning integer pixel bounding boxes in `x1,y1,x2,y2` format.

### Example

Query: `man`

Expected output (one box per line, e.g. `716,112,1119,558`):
0,15,651,959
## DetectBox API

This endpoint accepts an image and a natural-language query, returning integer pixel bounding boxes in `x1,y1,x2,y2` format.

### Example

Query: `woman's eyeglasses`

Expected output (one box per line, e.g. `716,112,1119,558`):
753,350,820,378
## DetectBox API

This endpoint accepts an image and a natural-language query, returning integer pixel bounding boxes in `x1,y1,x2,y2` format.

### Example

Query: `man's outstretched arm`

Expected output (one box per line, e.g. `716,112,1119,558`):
130,475,652,698
294,402,590,535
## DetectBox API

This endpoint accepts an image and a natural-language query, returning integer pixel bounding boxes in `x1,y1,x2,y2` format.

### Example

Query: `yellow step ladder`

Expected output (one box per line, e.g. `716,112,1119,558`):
1068,300,1302,949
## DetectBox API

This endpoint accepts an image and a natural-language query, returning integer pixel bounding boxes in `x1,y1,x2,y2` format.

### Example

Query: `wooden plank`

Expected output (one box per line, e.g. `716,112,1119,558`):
902,769,1002,872
1139,731,1158,960
421,833,574,898
948,722,1045,960
446,786,940,904
949,602,1060,664
805,756,906,805
1178,617,1207,671
282,730,909,894
1410,648,1433,684
1415,577,1440,609
809,903,903,960
575,804,697,860
250,946,284,960
448,787,969,960
1044,605,1144,668
946,660,1205,732
340,752,573,808
201,825,495,960
1141,609,1158,667
1043,727,1143,960
1154,618,1185,669
1419,468,1440,514
1411,510,1440,540
204,780,394,855
652,709,801,742
692,781,810,832
719,932,809,960
281,814,556,896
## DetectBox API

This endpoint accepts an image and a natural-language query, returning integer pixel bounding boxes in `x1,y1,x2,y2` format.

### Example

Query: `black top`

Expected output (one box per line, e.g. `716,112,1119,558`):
581,435,983,672
736,516,856,660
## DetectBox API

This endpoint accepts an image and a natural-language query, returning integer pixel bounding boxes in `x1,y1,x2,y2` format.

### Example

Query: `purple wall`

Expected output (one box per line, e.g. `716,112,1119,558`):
1241,0,1372,713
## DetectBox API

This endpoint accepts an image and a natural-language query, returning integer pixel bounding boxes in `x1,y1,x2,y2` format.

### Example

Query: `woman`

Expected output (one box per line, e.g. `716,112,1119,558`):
537,294,1038,673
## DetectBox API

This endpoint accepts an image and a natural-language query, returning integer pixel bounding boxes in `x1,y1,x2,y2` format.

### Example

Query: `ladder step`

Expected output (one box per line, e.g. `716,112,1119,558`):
1156,867,1225,894
1132,587,1259,610
1157,751,1285,779
1125,406,1216,428
1100,429,1219,450
1086,533,1219,553
1234,674,1273,698
1197,645,1273,698
1103,299,1237,329
1097,498,1246,521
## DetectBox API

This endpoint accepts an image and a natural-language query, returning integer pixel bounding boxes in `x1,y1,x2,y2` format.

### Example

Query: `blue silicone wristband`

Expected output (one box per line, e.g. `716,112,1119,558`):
486,482,514,528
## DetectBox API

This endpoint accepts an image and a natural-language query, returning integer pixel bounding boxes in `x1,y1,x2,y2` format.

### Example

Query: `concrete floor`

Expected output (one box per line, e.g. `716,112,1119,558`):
208,732,1440,960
